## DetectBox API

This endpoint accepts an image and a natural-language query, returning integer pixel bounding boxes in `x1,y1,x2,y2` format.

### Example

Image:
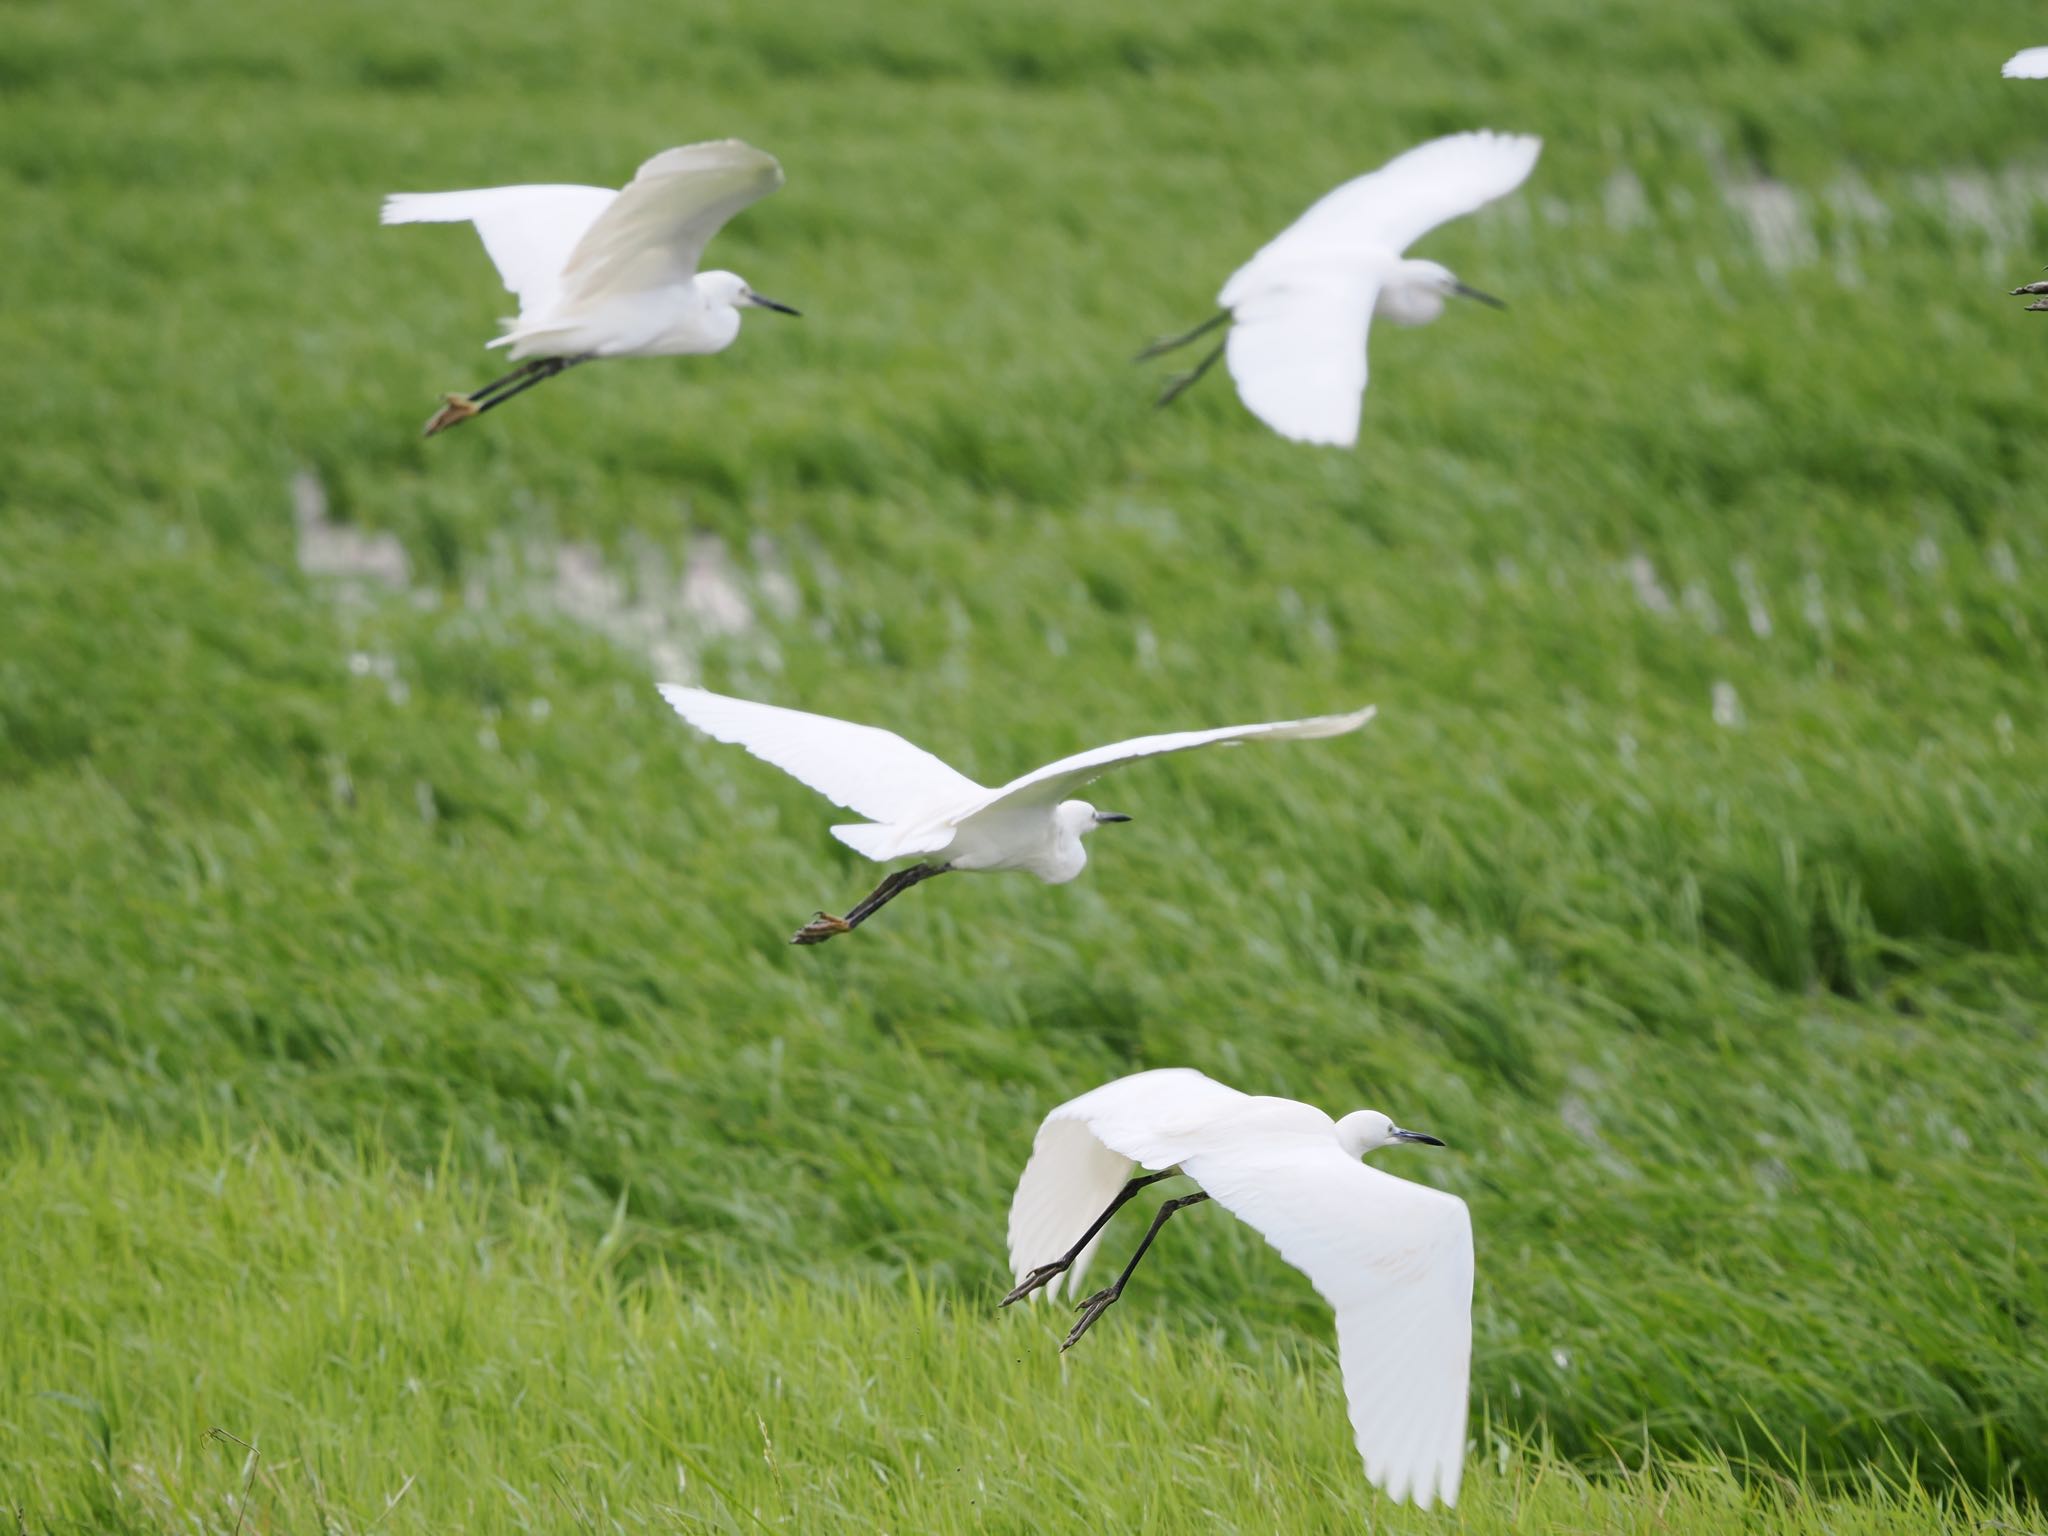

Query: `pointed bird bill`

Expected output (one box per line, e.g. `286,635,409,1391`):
1092,811,1133,823
748,293,801,315
1450,281,1505,309
1391,1127,1447,1146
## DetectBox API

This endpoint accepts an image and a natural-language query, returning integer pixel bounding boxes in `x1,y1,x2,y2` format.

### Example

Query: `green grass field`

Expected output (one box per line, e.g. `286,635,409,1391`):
4,0,2046,1529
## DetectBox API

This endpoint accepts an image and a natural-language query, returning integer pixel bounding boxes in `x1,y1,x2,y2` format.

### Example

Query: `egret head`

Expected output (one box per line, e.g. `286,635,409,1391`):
1378,259,1504,327
698,270,801,317
1060,800,1132,838
1335,1109,1446,1159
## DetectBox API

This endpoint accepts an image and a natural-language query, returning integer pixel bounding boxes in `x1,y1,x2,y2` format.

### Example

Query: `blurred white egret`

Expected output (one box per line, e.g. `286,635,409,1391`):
655,685,1374,944
1142,130,1542,447
382,140,798,436
1003,1068,1471,1510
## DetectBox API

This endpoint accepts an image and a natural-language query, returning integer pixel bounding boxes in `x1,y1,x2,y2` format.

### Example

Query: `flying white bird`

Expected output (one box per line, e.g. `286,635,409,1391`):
1142,130,1542,447
382,140,798,436
655,685,1374,944
1003,1068,1472,1509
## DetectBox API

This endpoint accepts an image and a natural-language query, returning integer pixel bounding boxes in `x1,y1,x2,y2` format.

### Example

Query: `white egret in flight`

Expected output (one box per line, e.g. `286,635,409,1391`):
655,686,1374,944
1003,1068,1472,1509
382,140,797,436
1142,130,1541,447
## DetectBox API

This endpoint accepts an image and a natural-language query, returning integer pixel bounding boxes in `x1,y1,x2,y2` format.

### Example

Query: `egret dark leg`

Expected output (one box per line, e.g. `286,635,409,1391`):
1153,340,1226,409
1001,1170,1181,1306
423,356,589,437
472,359,552,403
1134,310,1229,362
422,359,543,436
1061,1191,1211,1352
791,861,953,946
470,355,587,414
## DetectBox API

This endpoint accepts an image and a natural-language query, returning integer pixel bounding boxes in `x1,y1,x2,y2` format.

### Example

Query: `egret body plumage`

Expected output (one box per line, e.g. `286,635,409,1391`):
383,140,797,435
1003,1068,1473,1509
655,686,1374,943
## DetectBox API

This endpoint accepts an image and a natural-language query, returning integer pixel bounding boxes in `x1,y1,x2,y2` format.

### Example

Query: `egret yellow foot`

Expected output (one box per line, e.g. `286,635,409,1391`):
790,911,854,945
422,394,481,437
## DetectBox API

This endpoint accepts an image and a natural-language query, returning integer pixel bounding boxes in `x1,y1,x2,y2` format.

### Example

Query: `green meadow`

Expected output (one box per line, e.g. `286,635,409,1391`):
3,0,2045,1529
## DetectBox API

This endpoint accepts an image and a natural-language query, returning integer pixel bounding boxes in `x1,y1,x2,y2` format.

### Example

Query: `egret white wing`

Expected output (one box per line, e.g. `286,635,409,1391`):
1230,131,1541,285
960,707,1374,821
1224,277,1379,446
381,184,618,319
2005,47,2048,78
1007,1069,1251,1300
656,685,985,827
1181,1141,1473,1509
557,140,783,308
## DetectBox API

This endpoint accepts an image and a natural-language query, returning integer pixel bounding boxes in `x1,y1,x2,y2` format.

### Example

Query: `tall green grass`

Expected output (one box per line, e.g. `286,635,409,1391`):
5,1136,2034,1534
3,0,2046,1523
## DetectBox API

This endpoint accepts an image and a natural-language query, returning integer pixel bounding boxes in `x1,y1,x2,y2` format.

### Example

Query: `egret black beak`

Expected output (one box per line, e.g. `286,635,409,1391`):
1450,282,1505,309
749,294,802,316
1093,811,1133,824
1390,1127,1446,1146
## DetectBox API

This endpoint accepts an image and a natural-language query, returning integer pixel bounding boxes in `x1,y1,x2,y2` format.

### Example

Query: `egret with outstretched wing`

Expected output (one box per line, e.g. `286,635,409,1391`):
1003,1068,1472,1510
656,685,1374,944
1142,130,1541,447
383,140,798,435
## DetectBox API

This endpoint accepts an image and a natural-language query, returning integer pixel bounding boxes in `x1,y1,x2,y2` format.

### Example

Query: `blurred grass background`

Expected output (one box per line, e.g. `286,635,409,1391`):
2,0,2045,1528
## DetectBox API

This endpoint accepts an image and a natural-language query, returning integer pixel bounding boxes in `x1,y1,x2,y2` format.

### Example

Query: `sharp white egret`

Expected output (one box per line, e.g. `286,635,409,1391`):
1002,1068,1471,1509
1142,130,1541,447
382,140,797,436
655,685,1374,944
